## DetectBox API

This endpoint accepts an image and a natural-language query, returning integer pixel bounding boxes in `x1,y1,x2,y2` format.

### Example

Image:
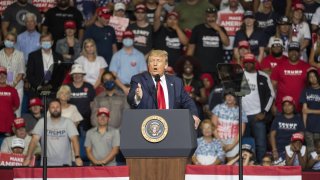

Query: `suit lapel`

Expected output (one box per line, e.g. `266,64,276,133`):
143,72,157,107
165,75,174,109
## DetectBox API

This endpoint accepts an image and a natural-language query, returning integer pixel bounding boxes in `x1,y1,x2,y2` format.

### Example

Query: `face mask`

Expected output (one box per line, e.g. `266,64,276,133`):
104,81,115,90
41,41,52,50
123,38,133,47
4,40,15,48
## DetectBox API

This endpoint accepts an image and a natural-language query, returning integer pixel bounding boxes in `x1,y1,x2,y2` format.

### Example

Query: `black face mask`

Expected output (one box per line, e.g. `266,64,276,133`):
272,51,283,58
104,81,115,90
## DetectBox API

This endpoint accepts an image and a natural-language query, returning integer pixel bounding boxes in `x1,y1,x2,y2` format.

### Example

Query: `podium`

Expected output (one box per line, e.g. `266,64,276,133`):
120,109,197,180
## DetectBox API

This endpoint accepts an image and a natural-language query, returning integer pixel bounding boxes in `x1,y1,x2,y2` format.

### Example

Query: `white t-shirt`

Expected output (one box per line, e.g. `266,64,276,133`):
311,7,320,26
242,71,261,115
75,55,108,86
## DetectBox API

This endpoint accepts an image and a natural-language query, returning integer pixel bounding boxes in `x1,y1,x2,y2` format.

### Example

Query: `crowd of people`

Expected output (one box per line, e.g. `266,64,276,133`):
0,0,320,170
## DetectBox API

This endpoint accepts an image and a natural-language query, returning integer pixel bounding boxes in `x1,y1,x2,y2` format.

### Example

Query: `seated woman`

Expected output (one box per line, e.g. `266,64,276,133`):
192,119,225,165
285,132,307,169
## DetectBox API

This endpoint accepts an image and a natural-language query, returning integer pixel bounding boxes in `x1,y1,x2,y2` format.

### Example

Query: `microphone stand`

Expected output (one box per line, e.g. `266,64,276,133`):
39,89,51,180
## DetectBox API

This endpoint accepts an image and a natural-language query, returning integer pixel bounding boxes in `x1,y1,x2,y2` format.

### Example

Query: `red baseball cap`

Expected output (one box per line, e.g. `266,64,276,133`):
291,132,304,142
123,30,134,39
64,20,76,29
243,53,256,64
0,66,7,75
29,98,43,107
135,3,147,13
293,3,304,11
282,95,295,106
238,40,250,49
97,107,110,117
167,11,179,19
13,118,26,129
97,7,112,19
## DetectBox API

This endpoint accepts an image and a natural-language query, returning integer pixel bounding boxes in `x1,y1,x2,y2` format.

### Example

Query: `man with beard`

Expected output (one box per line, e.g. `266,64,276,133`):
42,0,84,43
260,38,289,75
1,0,41,36
241,53,275,163
271,41,310,113
187,7,229,76
23,99,83,166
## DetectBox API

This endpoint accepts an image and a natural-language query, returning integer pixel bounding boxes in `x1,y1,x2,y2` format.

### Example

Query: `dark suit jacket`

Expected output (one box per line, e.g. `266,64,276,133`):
26,49,66,95
127,72,199,116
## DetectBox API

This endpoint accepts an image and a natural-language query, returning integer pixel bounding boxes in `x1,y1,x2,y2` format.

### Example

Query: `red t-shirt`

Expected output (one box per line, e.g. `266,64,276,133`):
260,55,289,72
270,60,310,112
0,85,20,133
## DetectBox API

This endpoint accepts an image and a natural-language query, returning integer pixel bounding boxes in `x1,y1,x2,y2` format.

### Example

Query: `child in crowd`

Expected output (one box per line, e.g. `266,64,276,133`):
261,154,273,166
285,133,307,169
11,138,25,154
227,142,255,166
192,119,225,165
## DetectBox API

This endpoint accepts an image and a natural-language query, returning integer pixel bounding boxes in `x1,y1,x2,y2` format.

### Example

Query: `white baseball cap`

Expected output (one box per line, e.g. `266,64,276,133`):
114,2,126,11
11,138,25,149
70,64,86,75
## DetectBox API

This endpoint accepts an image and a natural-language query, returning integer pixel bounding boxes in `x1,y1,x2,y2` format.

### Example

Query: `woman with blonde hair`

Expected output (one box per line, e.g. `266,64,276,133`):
56,85,83,126
0,31,25,116
75,38,108,88
255,0,280,41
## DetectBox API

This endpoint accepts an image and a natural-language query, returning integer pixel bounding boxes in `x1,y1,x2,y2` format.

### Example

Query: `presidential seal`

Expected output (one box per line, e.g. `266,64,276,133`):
141,115,168,143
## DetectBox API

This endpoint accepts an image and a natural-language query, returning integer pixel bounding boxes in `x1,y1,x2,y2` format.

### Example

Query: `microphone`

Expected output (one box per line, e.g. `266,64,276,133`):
57,60,74,64
155,74,161,82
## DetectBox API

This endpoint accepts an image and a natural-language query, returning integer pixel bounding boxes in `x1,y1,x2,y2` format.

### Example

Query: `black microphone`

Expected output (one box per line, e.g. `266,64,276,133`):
155,74,161,82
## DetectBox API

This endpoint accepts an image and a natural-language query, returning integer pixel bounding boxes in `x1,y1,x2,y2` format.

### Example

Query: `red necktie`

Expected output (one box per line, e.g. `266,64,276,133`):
157,81,166,109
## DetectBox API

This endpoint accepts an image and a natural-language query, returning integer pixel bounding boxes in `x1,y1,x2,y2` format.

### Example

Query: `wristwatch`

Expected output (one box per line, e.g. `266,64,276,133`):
75,155,80,159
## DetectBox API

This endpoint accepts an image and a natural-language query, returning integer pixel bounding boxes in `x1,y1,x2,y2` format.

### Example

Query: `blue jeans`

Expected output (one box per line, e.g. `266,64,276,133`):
244,114,267,163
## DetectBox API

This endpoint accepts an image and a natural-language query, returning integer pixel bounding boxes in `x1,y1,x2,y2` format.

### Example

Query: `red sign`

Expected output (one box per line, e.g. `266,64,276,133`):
0,0,15,15
109,16,129,42
219,13,243,36
32,0,56,12
0,152,35,166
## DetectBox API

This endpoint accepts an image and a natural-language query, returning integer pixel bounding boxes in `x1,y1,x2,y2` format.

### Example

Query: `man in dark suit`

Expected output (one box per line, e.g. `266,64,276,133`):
26,33,66,98
127,50,201,129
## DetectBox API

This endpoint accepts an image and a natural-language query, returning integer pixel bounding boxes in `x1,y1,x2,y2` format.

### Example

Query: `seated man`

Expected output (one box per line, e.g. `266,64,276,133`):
85,107,120,166
1,117,40,156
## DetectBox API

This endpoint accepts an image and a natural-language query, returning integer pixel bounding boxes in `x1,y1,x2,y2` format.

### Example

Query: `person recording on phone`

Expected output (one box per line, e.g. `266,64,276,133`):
127,50,200,129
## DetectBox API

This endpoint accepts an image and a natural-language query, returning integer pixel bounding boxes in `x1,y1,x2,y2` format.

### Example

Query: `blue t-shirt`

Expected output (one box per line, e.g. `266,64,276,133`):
300,87,320,133
271,114,305,153
234,28,268,56
84,24,117,65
